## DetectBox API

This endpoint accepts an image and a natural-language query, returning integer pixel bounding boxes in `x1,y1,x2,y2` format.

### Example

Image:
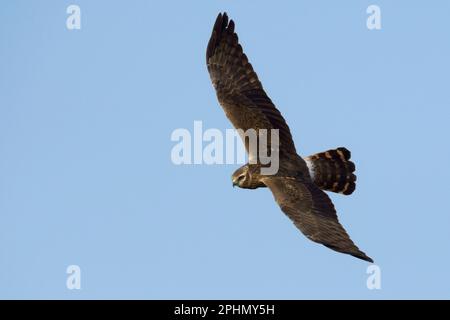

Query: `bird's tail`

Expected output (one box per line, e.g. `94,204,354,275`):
304,147,356,195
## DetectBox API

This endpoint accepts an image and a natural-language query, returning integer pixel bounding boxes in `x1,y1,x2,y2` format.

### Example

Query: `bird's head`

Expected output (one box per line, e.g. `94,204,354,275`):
231,164,265,189
232,165,250,188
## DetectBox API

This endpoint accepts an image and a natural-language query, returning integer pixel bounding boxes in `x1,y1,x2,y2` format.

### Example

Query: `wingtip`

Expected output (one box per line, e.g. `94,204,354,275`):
207,12,235,62
352,252,374,263
222,12,228,21
213,12,233,33
324,243,374,263
228,18,235,33
213,12,224,32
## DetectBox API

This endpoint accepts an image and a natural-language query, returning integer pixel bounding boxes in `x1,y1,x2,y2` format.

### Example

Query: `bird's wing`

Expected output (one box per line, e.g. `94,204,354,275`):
206,13,297,160
261,176,373,262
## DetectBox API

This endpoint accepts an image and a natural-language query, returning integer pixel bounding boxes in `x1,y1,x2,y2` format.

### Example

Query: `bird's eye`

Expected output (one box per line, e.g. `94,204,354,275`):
238,174,246,182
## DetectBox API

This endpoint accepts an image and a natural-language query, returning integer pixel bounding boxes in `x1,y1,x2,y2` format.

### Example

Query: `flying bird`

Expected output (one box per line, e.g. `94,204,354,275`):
206,13,373,262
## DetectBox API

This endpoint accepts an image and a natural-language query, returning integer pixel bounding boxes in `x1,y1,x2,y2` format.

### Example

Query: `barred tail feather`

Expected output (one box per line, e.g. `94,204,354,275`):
304,147,357,195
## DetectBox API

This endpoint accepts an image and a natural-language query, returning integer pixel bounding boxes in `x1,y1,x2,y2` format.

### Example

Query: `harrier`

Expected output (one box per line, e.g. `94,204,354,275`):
206,13,373,262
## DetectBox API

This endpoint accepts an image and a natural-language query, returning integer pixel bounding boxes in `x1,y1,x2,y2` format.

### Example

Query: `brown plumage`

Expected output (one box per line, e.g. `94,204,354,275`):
207,13,373,263
305,147,357,195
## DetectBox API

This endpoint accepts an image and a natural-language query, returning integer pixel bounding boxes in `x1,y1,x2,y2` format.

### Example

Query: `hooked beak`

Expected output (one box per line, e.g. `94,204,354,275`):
232,180,238,188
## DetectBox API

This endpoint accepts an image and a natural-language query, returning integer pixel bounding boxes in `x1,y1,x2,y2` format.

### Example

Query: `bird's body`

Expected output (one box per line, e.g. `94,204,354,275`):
207,13,373,262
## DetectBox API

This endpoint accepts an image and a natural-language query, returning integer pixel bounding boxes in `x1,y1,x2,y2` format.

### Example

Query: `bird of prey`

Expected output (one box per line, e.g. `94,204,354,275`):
206,13,373,262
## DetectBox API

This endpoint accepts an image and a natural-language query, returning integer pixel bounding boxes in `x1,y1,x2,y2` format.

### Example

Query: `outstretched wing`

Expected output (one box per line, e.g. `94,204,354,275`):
207,13,297,159
262,176,373,262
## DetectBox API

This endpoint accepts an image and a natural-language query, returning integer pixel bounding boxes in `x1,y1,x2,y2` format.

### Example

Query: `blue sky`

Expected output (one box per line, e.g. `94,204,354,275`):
1,1,449,299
